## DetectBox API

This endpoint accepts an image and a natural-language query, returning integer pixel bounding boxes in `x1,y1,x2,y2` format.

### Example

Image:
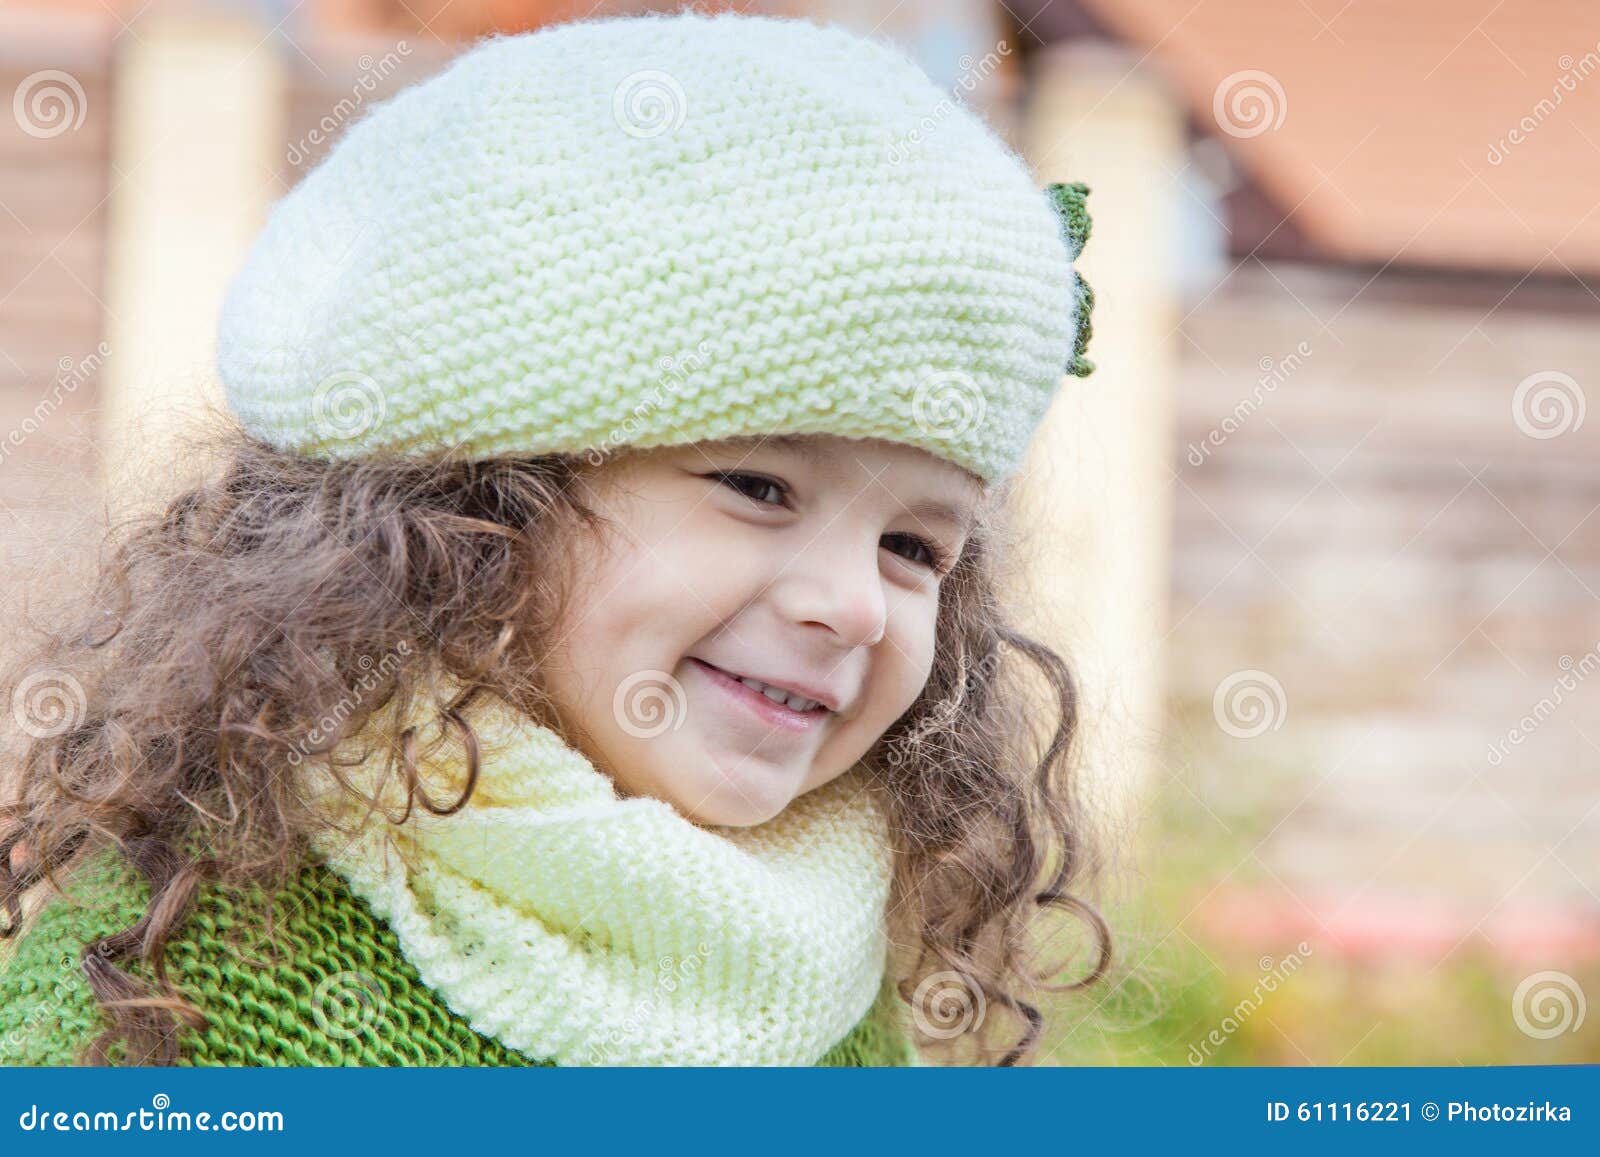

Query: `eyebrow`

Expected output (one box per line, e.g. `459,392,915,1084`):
901,496,977,534
719,434,841,480
750,434,833,468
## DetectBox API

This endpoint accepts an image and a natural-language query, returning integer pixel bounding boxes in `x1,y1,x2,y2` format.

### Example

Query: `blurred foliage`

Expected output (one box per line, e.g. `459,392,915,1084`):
1029,752,1599,1066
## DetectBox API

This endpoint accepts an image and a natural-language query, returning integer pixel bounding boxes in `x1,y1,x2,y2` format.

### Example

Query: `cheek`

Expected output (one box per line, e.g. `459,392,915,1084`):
560,498,703,648
661,507,768,605
803,599,938,795
544,513,741,749
863,600,941,727
543,533,664,737
604,500,753,617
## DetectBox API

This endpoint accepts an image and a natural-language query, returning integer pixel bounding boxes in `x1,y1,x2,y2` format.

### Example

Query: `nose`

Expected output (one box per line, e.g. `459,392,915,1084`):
771,529,888,649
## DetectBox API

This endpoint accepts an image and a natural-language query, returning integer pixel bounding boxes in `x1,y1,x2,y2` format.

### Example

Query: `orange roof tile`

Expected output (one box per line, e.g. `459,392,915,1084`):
1066,0,1600,276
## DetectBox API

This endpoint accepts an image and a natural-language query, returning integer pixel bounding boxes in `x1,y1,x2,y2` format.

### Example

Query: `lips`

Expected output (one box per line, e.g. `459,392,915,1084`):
688,657,839,714
687,658,833,732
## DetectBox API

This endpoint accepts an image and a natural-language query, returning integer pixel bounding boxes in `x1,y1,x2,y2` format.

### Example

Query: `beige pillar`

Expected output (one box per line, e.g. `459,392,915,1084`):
98,8,286,510
806,0,1015,125
1015,40,1185,835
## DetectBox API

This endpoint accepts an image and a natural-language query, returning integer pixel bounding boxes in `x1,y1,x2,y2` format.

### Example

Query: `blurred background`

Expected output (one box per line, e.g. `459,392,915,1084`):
1,0,1596,1065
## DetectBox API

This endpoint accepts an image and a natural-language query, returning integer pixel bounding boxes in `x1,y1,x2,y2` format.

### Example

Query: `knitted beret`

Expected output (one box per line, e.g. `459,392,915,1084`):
216,9,1094,485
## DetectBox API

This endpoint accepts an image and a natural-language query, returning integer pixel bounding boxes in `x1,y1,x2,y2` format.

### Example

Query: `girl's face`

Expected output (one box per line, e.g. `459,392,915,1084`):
540,434,982,827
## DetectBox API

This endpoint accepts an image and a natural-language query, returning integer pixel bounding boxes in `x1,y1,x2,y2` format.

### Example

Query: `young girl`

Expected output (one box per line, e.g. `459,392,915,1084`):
0,8,1107,1067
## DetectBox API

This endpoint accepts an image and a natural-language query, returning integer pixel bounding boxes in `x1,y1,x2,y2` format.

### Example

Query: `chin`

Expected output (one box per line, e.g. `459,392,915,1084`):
681,799,776,828
672,765,796,828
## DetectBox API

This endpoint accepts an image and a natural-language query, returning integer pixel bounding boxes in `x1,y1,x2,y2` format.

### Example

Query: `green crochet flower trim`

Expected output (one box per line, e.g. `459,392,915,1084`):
1046,181,1096,378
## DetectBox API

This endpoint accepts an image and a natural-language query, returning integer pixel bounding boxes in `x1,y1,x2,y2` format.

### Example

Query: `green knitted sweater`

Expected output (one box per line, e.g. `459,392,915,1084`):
0,845,919,1066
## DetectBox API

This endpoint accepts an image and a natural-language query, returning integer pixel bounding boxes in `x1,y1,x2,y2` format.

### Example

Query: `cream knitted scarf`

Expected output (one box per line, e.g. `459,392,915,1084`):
291,679,895,1066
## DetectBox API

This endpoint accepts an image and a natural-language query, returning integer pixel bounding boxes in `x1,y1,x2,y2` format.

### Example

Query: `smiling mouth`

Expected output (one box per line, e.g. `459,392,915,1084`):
687,658,833,717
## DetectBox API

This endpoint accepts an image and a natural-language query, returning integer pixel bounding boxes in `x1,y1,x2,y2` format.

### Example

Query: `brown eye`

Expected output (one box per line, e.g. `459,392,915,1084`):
881,532,948,572
709,471,787,507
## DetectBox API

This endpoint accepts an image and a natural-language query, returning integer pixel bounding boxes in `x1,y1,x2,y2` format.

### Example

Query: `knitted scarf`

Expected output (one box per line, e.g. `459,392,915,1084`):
290,679,896,1066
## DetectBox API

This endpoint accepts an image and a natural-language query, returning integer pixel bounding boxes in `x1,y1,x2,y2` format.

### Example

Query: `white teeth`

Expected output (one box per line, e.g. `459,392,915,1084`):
734,674,818,712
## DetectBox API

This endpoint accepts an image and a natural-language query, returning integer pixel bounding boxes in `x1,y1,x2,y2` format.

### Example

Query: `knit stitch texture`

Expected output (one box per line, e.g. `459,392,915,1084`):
216,10,1092,484
289,679,902,1066
0,845,918,1067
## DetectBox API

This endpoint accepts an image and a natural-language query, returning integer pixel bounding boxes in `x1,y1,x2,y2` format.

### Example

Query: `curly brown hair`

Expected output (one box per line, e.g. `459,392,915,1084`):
0,415,1112,1067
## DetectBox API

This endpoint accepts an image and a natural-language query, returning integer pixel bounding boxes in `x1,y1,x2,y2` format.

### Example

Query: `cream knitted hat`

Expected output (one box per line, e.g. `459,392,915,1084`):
216,9,1094,485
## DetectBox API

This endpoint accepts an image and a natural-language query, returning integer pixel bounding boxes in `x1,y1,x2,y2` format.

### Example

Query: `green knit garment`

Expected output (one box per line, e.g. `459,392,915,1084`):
0,845,919,1067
